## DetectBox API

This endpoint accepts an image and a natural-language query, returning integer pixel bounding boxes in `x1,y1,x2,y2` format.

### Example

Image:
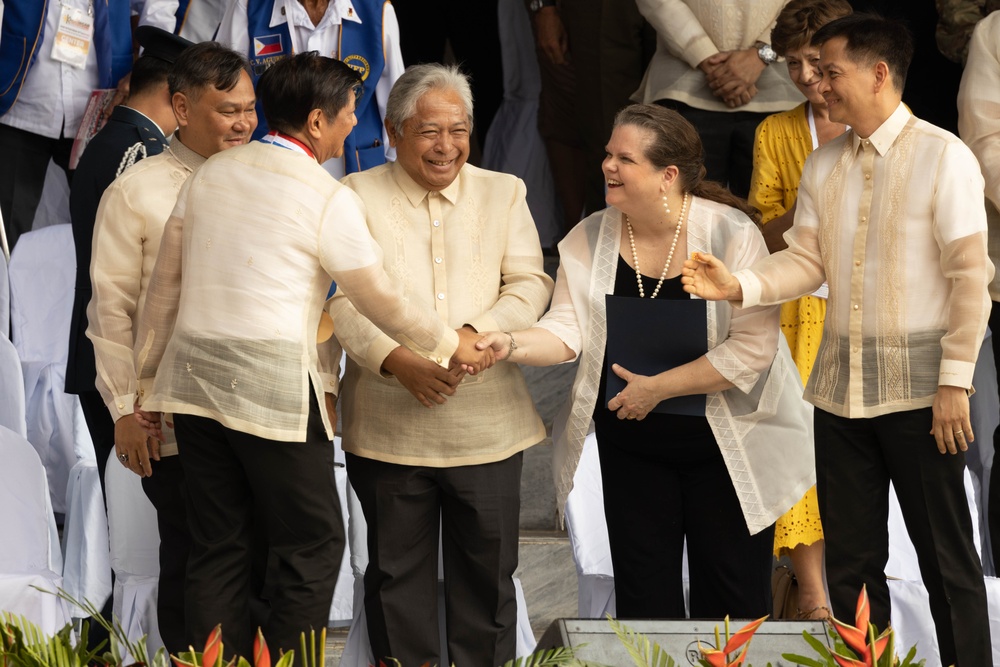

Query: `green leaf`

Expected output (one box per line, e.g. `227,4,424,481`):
780,653,829,667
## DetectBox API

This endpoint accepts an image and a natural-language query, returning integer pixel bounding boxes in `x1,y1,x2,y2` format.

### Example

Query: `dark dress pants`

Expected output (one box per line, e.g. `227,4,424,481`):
0,124,73,251
815,407,990,667
346,451,522,667
174,393,344,659
141,455,192,655
654,101,769,200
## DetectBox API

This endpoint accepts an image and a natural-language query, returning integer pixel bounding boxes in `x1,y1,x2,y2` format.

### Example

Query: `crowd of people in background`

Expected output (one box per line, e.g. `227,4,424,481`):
1,0,1000,666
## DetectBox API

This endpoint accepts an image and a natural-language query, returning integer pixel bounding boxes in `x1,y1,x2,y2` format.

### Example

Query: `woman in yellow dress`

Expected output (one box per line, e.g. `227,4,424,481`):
747,0,851,620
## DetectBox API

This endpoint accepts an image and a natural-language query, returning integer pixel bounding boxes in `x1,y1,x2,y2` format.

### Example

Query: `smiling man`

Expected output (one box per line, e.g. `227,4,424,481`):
681,13,992,665
329,63,553,667
87,42,257,655
133,53,487,658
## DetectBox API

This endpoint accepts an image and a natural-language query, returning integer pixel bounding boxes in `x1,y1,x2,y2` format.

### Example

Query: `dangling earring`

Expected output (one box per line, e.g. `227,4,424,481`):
662,193,670,223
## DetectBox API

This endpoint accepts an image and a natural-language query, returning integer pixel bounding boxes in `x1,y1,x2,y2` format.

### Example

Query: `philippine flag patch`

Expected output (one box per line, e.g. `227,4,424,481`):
254,34,283,57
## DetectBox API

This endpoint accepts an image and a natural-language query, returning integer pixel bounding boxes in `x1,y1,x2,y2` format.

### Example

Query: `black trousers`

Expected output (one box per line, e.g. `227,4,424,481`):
989,300,1000,577
346,451,522,667
0,123,73,251
141,456,192,655
815,407,990,666
596,428,774,619
174,393,343,658
655,101,769,200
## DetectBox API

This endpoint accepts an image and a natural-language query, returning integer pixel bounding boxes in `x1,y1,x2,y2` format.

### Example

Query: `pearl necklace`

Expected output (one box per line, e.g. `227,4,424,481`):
626,192,689,299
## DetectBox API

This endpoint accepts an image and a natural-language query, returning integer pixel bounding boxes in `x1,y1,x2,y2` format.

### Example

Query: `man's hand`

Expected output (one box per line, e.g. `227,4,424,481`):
383,345,465,408
681,252,743,301
931,385,973,454
534,6,569,66
134,405,165,444
451,326,495,374
324,392,337,427
606,364,662,420
705,48,766,108
117,412,154,477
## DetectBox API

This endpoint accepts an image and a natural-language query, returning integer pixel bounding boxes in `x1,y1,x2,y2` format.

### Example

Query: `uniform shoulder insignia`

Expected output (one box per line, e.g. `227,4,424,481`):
116,142,148,177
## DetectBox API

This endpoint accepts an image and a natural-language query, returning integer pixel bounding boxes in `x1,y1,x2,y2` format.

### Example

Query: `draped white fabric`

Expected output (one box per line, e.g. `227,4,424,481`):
9,224,94,514
0,424,72,632
0,251,9,334
0,334,26,436
61,458,112,618
105,450,163,656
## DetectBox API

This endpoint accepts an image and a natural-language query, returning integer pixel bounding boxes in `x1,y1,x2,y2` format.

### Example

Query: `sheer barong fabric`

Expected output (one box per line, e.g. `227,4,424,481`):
537,200,815,535
735,104,993,419
134,142,459,442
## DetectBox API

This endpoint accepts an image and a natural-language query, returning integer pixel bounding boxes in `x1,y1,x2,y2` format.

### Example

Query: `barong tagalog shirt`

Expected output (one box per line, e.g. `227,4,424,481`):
735,103,993,419
86,138,206,456
330,161,554,467
134,142,459,442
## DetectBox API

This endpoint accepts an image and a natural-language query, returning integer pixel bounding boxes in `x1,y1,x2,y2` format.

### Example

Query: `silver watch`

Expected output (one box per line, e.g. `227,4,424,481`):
756,42,778,65
529,0,556,13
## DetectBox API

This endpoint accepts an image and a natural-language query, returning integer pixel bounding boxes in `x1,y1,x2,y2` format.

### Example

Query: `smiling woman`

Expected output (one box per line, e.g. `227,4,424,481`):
478,103,815,621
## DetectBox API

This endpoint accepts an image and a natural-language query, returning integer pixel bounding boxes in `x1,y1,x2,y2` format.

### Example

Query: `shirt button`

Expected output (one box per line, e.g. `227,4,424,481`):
855,260,861,266
117,403,125,410
433,220,441,227
853,304,859,310
853,346,860,353
434,257,443,264
860,216,867,222
436,357,443,364
864,173,871,180
437,292,445,300
863,140,870,146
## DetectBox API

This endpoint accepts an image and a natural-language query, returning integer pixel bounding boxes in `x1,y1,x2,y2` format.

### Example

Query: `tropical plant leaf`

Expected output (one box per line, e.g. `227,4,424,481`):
607,616,678,667
780,653,830,667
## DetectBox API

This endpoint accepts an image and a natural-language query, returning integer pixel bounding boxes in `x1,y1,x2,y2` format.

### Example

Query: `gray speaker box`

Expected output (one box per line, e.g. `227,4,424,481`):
536,618,831,666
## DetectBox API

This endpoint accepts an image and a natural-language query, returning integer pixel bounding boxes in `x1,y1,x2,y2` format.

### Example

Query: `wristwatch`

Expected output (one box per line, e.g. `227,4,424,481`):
529,0,556,13
756,41,778,65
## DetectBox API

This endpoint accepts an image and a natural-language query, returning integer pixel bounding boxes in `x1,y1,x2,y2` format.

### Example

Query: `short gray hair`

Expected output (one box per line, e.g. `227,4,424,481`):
385,63,474,136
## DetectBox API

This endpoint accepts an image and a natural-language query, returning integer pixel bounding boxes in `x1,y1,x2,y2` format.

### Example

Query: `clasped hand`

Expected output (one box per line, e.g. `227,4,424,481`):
606,364,661,420
700,49,765,109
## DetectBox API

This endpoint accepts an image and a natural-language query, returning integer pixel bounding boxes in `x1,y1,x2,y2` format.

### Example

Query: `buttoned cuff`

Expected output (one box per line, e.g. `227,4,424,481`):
685,35,721,70
136,377,156,408
319,371,340,396
367,337,401,377
429,328,460,368
465,314,499,336
108,393,135,420
733,269,761,308
939,359,976,389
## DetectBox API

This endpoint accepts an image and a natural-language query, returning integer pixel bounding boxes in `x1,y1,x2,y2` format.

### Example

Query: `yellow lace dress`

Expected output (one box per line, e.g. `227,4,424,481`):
748,103,825,555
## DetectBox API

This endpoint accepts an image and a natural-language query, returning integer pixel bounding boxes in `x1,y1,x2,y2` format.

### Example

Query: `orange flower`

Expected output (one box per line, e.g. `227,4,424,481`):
202,625,223,667
253,629,270,667
829,586,891,666
698,616,768,667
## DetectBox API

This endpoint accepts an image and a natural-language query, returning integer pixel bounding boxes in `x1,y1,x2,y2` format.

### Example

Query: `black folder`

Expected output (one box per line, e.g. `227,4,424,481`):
604,295,708,416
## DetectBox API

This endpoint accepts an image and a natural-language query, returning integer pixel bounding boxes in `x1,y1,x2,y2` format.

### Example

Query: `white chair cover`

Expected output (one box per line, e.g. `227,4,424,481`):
61,457,112,618
480,0,562,249
968,329,999,574
328,436,354,626
0,424,73,632
0,334,26,436
30,160,71,232
9,224,95,514
105,450,163,656
0,251,10,335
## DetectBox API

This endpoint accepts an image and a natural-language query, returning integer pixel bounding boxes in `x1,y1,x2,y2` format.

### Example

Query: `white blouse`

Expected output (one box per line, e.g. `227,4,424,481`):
537,198,815,534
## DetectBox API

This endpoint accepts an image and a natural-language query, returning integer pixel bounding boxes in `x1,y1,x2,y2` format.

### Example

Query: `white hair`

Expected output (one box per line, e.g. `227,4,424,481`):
385,63,474,136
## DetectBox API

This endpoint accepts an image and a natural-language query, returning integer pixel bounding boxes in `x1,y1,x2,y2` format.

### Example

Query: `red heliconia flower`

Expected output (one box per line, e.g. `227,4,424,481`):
253,629,270,667
698,616,768,667
829,586,894,666
171,651,198,667
202,625,223,667
832,654,869,667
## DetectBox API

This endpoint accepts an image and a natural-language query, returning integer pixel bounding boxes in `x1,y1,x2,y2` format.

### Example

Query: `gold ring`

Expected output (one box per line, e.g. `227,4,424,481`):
955,430,964,436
